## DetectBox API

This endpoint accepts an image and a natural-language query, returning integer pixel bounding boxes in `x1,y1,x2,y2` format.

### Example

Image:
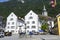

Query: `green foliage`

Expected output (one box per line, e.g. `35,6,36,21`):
0,0,60,19
41,23,48,32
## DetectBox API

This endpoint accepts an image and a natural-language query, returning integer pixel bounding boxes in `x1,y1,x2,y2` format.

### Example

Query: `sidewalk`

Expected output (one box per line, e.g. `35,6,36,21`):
19,35,60,40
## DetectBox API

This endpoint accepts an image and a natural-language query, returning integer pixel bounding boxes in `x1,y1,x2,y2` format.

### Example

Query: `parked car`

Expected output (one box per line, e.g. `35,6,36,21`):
38,30,44,34
4,32,12,36
29,31,38,35
0,31,4,38
32,32,39,35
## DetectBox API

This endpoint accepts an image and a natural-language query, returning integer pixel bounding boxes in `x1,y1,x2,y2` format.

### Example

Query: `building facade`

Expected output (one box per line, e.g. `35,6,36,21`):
0,16,5,31
56,14,60,35
0,16,3,28
25,10,39,34
5,12,19,34
17,17,25,33
47,18,54,31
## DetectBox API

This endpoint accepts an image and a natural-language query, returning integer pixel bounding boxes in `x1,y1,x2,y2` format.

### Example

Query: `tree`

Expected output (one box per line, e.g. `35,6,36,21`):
41,23,48,32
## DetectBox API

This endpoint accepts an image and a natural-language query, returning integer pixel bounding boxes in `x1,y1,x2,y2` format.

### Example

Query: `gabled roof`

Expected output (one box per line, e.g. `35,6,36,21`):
7,12,17,18
25,10,38,17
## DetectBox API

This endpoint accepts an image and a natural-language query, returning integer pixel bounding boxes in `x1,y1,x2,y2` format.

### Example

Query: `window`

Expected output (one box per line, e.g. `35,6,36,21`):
59,18,60,21
8,22,10,25
11,30,14,32
29,16,33,19
10,18,13,21
32,26,36,28
27,30,29,32
27,26,29,28
16,27,18,29
32,21,35,24
11,15,13,16
12,22,14,25
30,13,32,15
27,21,29,24
32,30,35,32
7,26,10,29
11,26,15,29
7,30,9,32
16,31,17,32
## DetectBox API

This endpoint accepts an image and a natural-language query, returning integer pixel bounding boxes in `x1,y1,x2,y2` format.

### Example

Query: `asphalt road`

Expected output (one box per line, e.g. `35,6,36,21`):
0,34,60,40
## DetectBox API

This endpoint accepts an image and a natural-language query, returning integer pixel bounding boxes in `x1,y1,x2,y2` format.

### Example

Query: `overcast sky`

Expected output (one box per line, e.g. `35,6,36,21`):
0,0,9,2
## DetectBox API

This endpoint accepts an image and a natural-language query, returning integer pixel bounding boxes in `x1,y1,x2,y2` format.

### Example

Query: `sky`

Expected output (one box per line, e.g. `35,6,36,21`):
0,0,9,2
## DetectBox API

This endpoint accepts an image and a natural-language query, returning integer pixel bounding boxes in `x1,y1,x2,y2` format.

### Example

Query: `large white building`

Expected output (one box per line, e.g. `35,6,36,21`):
5,12,25,34
5,12,19,34
25,10,39,34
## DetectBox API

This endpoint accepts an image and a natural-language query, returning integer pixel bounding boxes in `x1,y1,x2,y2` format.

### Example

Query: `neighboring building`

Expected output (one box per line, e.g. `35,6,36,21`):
17,17,25,33
0,16,5,31
38,19,42,30
47,18,54,32
42,5,48,16
0,16,3,28
56,13,60,35
25,10,39,34
41,5,54,31
5,12,18,34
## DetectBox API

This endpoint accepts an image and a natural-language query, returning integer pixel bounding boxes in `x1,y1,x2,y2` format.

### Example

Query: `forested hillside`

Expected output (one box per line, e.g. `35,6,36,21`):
0,0,60,18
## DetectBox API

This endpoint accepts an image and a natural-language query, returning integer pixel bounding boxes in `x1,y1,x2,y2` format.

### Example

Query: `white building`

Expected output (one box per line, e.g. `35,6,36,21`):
38,19,42,30
17,17,25,33
47,18,54,31
25,10,39,34
5,12,19,34
42,5,48,16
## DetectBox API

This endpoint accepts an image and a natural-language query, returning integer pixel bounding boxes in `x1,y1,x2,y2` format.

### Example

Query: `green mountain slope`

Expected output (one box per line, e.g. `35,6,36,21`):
0,0,60,18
